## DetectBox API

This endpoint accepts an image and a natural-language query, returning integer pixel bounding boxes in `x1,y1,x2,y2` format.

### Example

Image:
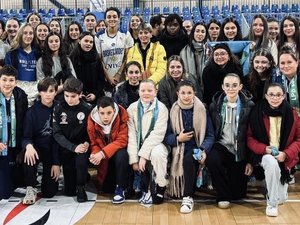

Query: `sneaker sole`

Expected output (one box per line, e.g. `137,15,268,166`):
112,199,125,204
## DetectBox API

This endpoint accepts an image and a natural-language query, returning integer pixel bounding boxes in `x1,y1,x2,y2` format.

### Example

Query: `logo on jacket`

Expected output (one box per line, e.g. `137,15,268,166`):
77,112,85,124
60,112,68,124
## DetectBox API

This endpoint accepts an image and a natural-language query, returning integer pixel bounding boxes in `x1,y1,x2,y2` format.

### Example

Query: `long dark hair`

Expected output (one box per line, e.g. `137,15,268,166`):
189,22,207,51
247,14,269,49
278,15,300,57
42,31,70,77
249,48,276,91
217,17,242,41
63,21,83,43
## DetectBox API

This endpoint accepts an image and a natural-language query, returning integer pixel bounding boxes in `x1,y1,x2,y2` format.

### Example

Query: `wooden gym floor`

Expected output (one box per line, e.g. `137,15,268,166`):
76,172,300,225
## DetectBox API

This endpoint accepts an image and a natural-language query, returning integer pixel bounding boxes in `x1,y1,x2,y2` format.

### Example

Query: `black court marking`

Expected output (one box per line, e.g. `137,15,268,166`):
29,209,50,225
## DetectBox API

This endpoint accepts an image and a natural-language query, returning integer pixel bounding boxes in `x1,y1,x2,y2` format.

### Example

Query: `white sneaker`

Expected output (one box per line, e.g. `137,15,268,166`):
139,191,152,204
266,205,278,217
289,175,295,185
180,196,194,214
23,186,37,205
218,201,230,209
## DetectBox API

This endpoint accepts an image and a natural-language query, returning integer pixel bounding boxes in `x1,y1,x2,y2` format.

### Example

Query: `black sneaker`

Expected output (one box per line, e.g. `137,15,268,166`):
152,185,166,205
77,186,87,203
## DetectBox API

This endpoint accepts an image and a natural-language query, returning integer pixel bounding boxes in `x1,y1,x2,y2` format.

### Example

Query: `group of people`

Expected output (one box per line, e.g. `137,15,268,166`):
0,6,300,218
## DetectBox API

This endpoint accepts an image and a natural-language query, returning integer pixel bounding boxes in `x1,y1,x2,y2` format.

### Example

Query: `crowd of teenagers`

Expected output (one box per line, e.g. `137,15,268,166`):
0,6,300,218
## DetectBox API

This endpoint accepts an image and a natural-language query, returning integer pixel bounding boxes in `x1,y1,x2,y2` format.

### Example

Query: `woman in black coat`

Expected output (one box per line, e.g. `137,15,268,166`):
70,31,107,105
202,43,243,105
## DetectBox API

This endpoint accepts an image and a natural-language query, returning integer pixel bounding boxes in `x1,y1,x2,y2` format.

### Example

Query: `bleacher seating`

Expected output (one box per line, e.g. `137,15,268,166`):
0,2,299,32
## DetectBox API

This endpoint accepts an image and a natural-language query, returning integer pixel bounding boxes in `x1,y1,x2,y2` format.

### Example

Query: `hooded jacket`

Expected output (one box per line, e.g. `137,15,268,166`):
87,103,128,158
209,90,254,162
87,103,128,185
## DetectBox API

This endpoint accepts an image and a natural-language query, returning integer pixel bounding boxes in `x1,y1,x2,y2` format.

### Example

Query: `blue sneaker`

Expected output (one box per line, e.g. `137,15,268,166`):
112,185,125,204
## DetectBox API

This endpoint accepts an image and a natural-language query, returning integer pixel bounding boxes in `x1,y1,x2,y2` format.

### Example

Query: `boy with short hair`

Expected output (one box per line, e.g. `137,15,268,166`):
87,96,129,204
53,77,91,202
0,65,28,200
22,77,60,205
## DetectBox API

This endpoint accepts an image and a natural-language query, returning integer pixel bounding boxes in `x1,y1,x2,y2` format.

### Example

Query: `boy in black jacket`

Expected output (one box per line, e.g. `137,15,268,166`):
53,78,91,202
22,77,60,204
0,65,28,200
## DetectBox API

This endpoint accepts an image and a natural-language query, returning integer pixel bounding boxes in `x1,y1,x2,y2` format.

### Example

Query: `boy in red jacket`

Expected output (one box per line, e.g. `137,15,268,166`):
87,96,129,204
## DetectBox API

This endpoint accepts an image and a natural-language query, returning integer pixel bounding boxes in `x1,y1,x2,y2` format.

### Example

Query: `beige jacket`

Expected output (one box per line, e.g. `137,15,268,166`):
127,98,168,164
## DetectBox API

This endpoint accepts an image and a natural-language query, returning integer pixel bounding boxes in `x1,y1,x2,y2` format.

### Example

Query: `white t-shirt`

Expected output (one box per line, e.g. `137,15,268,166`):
99,30,134,77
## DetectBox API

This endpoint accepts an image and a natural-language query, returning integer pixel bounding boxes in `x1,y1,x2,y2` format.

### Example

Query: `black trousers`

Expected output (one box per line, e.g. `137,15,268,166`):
23,149,58,198
206,143,248,202
102,148,129,193
0,148,24,199
61,150,88,196
183,149,199,197
0,151,14,199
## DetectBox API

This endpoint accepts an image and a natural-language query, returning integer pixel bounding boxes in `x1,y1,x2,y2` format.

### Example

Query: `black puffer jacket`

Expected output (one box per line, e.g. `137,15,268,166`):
209,90,254,162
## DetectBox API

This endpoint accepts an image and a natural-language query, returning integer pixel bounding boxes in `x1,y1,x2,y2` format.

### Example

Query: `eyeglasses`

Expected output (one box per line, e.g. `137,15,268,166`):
266,93,284,98
214,52,228,57
223,83,240,89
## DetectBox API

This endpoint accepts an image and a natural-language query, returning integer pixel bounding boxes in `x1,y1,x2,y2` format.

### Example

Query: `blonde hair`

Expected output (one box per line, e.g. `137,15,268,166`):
11,23,35,50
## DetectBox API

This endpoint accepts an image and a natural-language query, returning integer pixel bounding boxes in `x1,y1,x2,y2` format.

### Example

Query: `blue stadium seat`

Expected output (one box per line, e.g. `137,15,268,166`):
231,4,239,13
143,7,151,16
182,6,189,14
133,7,141,15
153,7,160,15
163,6,170,15
212,9,220,15
76,8,84,16
48,8,56,16
274,8,281,13
192,6,199,14
57,8,65,16
19,9,27,17
222,5,229,12
1,9,8,17
183,13,191,21
193,14,202,23
212,5,219,11
16,13,25,22
9,9,17,17
124,7,131,16
28,9,36,13
241,5,249,13
271,4,279,12
203,14,210,23
38,8,46,16
214,14,222,23
67,8,75,16
173,6,180,15
201,8,210,16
